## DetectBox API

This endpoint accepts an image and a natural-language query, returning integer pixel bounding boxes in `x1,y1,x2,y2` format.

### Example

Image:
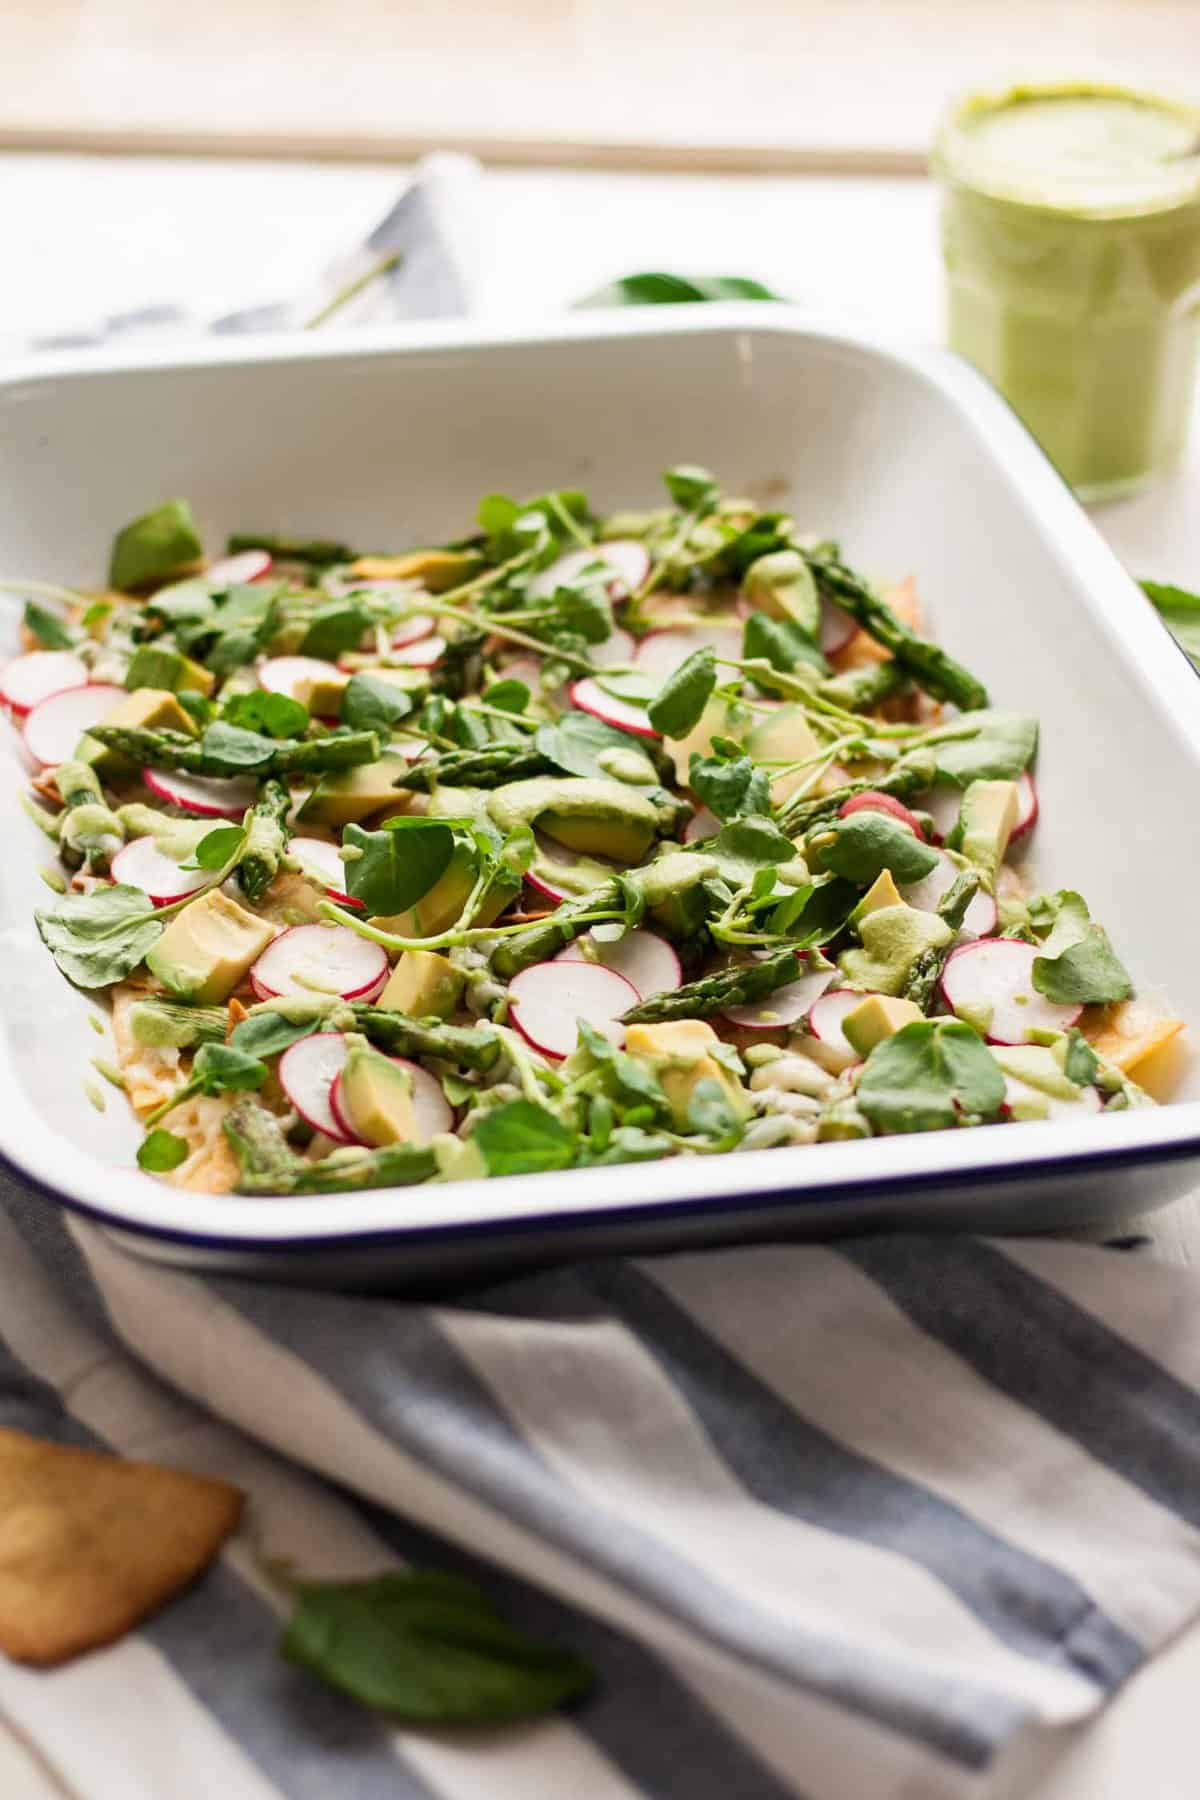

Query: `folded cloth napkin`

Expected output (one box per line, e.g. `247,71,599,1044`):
3,1177,1200,1800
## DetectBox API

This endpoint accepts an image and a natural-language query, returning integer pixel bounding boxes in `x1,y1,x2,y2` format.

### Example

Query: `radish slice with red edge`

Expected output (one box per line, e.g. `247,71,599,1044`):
289,836,363,907
724,965,835,1030
839,790,927,839
683,806,720,844
1010,770,1038,842
391,614,437,649
390,634,446,668
821,597,857,656
1003,1076,1102,1122
143,768,259,818
329,1056,453,1146
901,850,998,936
23,683,125,767
1,651,88,717
259,655,337,700
588,626,637,670
508,959,638,1061
249,923,388,1003
634,624,742,681
110,837,210,905
570,677,659,739
206,550,272,586
923,784,963,844
278,1032,355,1143
940,939,1081,1044
556,928,681,1001
529,541,650,603
808,987,880,1070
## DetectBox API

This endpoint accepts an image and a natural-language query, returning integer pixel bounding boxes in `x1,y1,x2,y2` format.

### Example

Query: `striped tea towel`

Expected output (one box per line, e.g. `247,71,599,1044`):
3,1179,1200,1800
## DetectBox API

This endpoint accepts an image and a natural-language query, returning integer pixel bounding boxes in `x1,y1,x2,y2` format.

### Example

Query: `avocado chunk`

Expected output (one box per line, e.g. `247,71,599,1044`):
293,668,350,718
851,869,904,921
742,550,820,637
842,994,924,1058
745,705,820,805
951,779,1020,877
992,1045,1087,1103
488,777,659,865
372,839,519,938
146,890,275,1002
124,645,215,697
625,1019,749,1131
338,1040,418,1146
348,550,477,593
109,499,204,592
839,903,953,997
380,950,464,1019
81,686,200,774
298,756,414,827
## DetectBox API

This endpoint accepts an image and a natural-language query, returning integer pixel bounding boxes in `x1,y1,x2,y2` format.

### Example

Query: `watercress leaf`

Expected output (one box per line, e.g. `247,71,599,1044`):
585,1123,676,1163
180,824,246,872
281,1568,593,1723
22,601,75,650
481,678,530,716
1063,1029,1101,1088
684,1076,745,1143
688,753,771,821
36,884,163,989
535,711,655,783
711,816,796,867
857,1019,1005,1134
817,812,939,885
930,711,1038,786
577,1019,668,1112
137,1129,190,1172
342,819,455,916
1027,889,1135,1005
109,499,203,591
221,690,309,738
742,611,827,676
647,646,716,738
713,511,792,576
301,601,371,661
477,493,520,539
203,583,283,677
1142,580,1200,670
662,465,720,516
341,672,415,735
474,1100,579,1176
198,721,277,770
80,600,113,632
177,689,216,728
191,1042,268,1095
768,876,860,946
231,1011,319,1060
554,584,613,645
595,669,658,706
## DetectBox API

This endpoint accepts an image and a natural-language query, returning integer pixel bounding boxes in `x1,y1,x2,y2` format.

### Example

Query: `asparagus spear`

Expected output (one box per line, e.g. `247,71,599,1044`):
54,759,125,872
903,869,983,1009
489,850,718,979
777,752,937,835
622,949,802,1024
225,532,355,567
238,778,291,902
817,660,912,714
804,554,988,711
129,999,229,1050
244,997,503,1071
224,1098,436,1194
87,725,380,777
397,745,559,792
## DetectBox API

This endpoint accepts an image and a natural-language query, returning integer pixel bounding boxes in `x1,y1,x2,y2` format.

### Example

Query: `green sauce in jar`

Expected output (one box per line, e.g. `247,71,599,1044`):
935,83,1200,499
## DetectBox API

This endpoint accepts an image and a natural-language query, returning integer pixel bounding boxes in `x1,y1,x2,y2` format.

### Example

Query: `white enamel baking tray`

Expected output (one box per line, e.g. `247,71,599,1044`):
1,308,1198,1286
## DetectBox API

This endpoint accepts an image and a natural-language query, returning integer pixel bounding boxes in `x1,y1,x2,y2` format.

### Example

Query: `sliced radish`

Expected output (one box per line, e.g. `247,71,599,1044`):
570,676,658,739
588,626,637,670
901,850,998,937
557,928,681,1001
110,836,210,905
143,768,258,818
808,987,880,1070
724,965,835,1031
250,923,388,1003
206,550,272,586
940,939,1081,1045
635,624,742,682
324,572,417,601
1003,1076,1102,1122
290,836,363,907
684,806,720,844
391,614,437,649
1,651,88,716
391,634,446,668
1010,770,1038,843
330,1055,453,1146
23,683,125,767
923,784,963,844
278,1032,355,1143
839,790,927,839
529,541,650,603
821,597,857,656
258,655,336,700
508,959,638,1061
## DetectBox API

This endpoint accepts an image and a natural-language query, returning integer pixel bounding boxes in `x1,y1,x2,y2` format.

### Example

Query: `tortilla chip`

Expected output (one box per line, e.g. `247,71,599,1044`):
0,1428,242,1666
1083,1001,1185,1076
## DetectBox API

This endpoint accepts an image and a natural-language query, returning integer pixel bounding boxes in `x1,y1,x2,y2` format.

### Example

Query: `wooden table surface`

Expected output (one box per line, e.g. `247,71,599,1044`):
1,1,1198,168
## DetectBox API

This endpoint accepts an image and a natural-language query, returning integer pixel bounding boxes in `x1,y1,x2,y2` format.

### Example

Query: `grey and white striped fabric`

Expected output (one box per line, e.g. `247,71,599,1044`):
4,1177,1200,1800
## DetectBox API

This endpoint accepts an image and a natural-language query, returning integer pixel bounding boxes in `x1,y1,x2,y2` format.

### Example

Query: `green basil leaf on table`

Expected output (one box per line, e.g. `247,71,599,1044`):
857,1019,1006,1134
